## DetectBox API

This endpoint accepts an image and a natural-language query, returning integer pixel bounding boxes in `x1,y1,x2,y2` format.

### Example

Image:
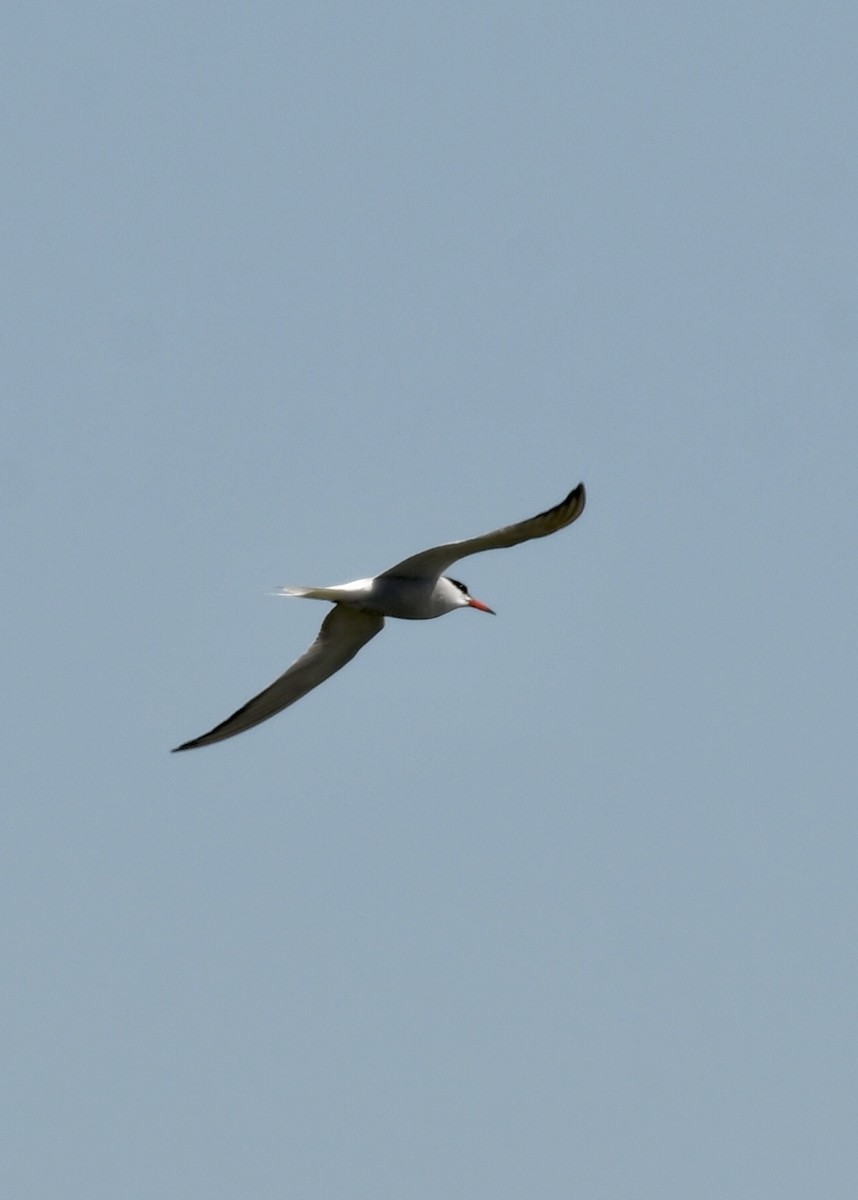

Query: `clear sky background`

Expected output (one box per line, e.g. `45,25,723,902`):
4,3,857,1197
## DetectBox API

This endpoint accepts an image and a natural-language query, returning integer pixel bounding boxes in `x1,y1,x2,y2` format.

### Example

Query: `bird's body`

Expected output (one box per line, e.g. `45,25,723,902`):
174,481,585,751
280,574,483,621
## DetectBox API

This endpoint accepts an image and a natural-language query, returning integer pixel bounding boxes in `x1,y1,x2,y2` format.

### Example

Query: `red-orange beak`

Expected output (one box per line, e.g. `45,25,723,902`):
467,597,495,614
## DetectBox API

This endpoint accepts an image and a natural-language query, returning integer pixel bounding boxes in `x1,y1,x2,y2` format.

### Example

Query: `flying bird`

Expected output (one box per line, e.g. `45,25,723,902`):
173,481,586,751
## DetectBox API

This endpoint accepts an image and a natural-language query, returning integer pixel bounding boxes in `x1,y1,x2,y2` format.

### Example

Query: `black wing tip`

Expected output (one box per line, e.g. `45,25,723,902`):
172,732,228,752
563,481,586,520
541,480,585,526
172,731,222,751
172,740,198,752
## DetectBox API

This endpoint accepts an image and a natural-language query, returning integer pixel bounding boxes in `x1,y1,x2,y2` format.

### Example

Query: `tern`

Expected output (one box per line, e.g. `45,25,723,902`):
173,481,586,751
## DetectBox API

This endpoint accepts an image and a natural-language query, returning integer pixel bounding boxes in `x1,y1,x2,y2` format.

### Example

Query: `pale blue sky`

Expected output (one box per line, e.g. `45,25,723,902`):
4,3,857,1197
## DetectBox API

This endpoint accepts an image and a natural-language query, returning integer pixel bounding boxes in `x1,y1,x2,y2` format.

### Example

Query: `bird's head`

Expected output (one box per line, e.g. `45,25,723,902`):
444,577,495,614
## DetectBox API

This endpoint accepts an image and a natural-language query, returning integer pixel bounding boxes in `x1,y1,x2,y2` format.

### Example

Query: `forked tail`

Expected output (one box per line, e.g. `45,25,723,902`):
273,585,342,601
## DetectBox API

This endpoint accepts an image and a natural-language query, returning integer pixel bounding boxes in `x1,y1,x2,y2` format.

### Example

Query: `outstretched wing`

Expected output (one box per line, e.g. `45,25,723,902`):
381,482,586,581
173,606,385,751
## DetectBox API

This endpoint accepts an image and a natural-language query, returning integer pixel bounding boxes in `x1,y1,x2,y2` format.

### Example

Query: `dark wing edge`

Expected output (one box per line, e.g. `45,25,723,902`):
172,606,385,751
382,481,586,579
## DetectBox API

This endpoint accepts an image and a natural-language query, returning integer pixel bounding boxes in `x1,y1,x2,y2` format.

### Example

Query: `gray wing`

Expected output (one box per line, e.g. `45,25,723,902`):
173,606,385,751
381,482,586,581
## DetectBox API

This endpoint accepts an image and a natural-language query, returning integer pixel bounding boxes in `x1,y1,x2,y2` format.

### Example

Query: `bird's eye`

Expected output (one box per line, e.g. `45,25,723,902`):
448,578,468,593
